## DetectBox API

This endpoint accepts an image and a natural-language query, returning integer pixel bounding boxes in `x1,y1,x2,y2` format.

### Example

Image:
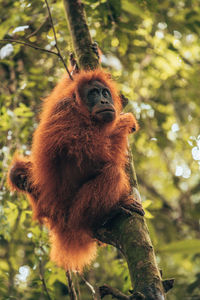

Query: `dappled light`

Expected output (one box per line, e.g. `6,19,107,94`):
0,0,200,299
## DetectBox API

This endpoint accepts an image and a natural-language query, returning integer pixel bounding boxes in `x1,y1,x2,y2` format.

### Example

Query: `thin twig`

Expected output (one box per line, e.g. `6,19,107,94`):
80,275,100,300
74,274,82,300
0,0,73,80
0,39,59,56
80,275,96,295
44,0,73,80
26,15,49,38
66,271,78,300
44,0,58,48
39,259,52,300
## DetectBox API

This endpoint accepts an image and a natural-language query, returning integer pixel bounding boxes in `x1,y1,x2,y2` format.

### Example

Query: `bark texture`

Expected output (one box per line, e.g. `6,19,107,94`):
96,214,165,300
63,0,166,298
63,0,99,69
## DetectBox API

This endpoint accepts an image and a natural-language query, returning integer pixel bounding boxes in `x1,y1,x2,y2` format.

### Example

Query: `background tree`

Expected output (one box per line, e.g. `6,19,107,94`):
0,0,200,299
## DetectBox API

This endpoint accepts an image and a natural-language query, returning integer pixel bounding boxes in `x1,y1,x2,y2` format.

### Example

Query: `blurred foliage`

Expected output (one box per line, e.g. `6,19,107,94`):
0,0,200,299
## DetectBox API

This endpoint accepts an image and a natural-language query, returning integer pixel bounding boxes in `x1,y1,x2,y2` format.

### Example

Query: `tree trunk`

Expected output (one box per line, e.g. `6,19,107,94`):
63,0,167,299
63,0,99,70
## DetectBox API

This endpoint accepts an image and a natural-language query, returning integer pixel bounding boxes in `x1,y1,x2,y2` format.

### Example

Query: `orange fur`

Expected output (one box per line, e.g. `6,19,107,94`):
7,69,138,272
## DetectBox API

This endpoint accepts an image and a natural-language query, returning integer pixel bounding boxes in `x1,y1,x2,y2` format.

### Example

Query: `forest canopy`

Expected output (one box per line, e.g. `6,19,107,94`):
0,0,200,299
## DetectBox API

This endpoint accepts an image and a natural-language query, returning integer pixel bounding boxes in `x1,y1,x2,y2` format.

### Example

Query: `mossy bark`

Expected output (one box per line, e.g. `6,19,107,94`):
63,0,166,298
63,0,99,70
97,214,164,299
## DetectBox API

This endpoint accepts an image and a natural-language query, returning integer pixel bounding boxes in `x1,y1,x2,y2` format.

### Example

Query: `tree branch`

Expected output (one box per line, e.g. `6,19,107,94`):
63,0,167,299
39,259,52,300
44,0,73,80
63,0,99,70
0,39,59,56
80,275,100,300
0,0,73,80
66,271,78,300
0,37,73,79
26,15,50,39
99,284,132,299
